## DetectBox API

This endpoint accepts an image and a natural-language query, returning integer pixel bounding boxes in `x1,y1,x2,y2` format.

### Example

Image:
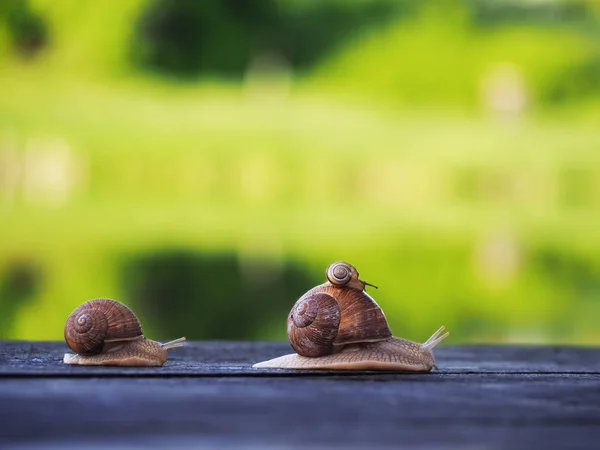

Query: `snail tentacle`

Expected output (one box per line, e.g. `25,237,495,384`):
422,326,450,351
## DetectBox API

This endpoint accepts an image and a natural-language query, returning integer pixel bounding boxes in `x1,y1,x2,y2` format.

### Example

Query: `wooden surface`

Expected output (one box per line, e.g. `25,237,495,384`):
1,341,599,449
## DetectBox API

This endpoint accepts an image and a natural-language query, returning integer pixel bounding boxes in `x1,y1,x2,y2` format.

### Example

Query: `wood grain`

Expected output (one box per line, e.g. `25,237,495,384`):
1,341,599,449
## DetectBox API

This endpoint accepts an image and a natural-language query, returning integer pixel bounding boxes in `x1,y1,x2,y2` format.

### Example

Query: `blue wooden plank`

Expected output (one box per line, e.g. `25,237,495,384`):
1,341,600,449
1,341,600,376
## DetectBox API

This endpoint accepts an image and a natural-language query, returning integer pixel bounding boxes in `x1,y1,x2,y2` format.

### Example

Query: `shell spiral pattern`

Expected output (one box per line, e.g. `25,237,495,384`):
65,307,108,355
288,293,341,357
64,298,143,356
326,262,353,286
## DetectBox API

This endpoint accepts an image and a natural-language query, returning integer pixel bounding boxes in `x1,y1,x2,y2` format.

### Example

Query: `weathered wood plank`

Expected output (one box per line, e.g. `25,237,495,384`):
1,341,600,449
1,374,599,449
1,341,600,376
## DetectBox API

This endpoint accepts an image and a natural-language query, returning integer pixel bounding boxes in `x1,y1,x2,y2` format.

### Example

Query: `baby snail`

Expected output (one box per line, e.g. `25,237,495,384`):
253,261,450,371
63,298,186,367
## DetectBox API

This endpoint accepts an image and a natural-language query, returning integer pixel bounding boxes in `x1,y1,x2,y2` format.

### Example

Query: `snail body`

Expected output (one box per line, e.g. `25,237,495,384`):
254,261,449,371
63,298,185,367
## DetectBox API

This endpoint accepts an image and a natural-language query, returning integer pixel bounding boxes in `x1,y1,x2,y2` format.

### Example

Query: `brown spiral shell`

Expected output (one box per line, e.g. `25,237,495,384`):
326,261,354,287
287,282,392,357
64,298,143,356
288,293,341,357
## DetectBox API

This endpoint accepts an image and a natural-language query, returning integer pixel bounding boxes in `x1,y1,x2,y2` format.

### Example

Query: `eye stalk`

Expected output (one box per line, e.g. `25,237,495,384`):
361,279,378,290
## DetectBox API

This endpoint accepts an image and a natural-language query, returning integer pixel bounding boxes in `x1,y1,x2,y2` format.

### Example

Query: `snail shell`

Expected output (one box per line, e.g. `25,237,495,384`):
64,298,143,355
288,283,392,357
326,262,354,286
325,261,376,291
254,261,449,371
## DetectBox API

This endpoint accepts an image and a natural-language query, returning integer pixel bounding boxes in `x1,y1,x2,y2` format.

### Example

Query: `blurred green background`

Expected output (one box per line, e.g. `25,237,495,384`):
1,0,600,345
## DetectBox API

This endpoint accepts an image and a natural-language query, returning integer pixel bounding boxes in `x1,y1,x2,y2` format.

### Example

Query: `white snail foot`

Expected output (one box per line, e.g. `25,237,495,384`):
63,353,79,365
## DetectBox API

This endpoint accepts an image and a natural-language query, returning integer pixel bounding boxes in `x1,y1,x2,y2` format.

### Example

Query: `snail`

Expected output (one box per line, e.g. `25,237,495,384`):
253,261,449,371
63,298,186,366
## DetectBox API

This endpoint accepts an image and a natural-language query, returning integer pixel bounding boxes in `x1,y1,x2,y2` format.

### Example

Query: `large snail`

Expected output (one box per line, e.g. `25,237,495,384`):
63,298,185,366
253,261,449,371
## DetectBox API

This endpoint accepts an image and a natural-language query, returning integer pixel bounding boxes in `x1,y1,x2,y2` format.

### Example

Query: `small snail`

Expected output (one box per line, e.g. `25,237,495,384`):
253,261,449,371
63,298,186,367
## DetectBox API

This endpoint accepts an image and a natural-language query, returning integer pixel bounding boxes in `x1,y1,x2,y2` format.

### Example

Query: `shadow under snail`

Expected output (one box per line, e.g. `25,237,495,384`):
253,261,450,371
63,298,185,366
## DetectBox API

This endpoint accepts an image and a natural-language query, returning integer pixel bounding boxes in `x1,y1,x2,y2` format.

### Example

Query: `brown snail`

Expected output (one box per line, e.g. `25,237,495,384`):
63,298,186,366
253,261,449,371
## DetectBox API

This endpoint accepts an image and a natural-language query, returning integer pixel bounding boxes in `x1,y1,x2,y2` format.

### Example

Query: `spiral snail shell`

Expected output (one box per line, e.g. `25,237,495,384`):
63,298,185,367
325,261,377,291
254,261,450,371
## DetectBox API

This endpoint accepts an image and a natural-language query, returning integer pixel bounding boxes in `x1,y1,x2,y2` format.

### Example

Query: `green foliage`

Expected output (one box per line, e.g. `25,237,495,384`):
132,0,277,77
121,250,319,340
130,0,412,78
20,0,146,76
1,0,48,58
308,1,600,109
0,258,41,336
1,0,600,345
